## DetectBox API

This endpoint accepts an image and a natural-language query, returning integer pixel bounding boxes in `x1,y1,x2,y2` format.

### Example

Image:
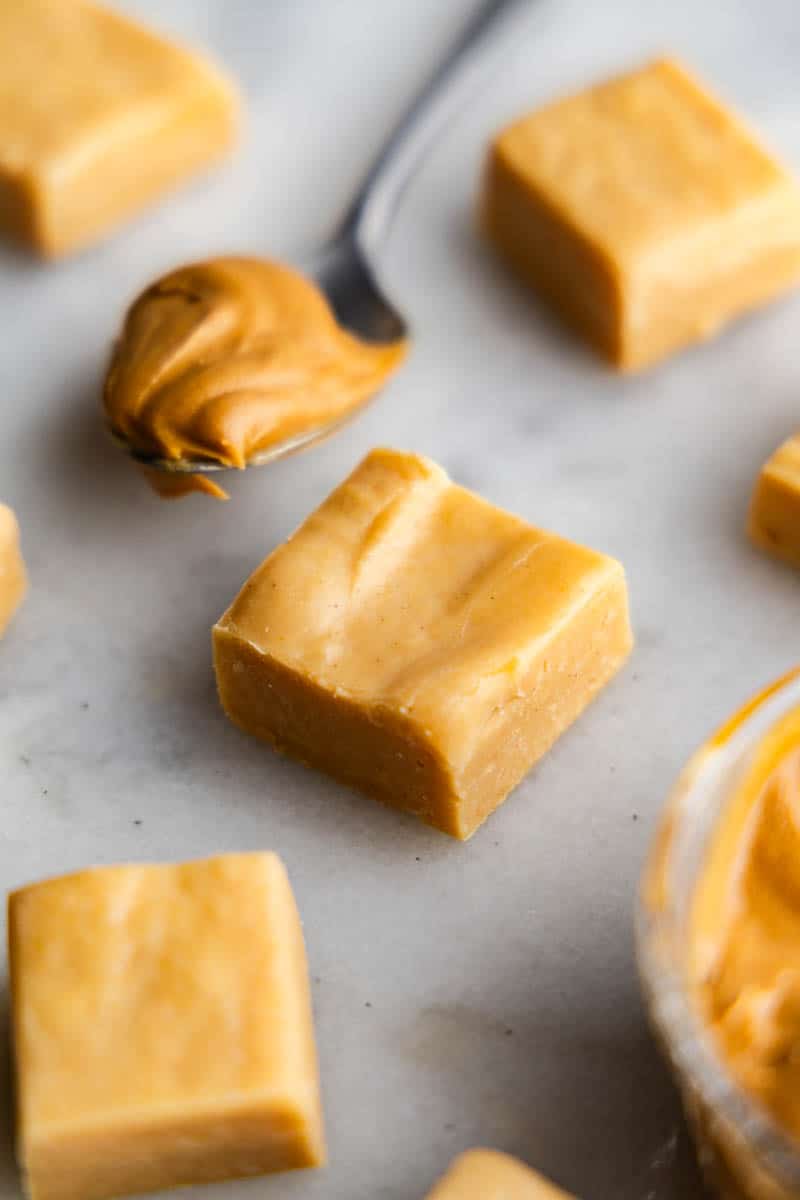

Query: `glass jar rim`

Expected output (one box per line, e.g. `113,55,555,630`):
636,666,800,1189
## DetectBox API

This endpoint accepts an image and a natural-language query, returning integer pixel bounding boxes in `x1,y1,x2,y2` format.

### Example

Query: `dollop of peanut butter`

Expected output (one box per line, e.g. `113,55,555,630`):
138,466,229,501
691,708,800,1140
104,257,407,496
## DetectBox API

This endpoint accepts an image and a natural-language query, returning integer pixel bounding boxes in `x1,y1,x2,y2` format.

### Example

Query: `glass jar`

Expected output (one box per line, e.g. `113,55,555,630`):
636,667,800,1200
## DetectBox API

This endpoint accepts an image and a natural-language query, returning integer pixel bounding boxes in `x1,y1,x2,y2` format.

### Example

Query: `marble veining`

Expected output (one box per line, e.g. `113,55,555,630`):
2,1,799,1197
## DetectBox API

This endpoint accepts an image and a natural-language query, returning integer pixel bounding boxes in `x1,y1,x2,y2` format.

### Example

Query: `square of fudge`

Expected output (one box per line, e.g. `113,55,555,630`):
0,0,238,257
214,448,632,840
483,57,800,371
9,853,325,1200
0,504,26,637
749,433,800,568
426,1150,574,1199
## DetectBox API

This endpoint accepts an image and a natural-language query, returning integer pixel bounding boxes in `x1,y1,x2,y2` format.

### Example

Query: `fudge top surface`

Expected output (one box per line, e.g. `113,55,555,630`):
493,57,798,267
216,449,627,760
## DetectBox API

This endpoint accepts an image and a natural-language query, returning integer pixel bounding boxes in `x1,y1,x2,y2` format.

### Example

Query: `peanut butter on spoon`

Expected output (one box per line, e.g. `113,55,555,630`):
104,257,407,499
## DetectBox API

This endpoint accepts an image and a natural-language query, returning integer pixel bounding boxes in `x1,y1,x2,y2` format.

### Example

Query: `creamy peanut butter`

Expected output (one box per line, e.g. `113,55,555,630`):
138,465,229,502
691,706,800,1141
105,258,407,498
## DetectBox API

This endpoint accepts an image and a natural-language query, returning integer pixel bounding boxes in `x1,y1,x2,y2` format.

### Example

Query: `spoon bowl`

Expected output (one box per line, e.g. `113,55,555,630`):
310,236,408,347
108,0,531,477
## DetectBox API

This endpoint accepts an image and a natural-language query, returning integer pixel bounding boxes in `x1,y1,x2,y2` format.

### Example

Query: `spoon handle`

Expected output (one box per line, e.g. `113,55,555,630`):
336,0,538,256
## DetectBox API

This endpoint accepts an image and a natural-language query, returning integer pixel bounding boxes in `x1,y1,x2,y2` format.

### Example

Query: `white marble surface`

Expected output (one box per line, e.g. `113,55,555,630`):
2,1,800,1196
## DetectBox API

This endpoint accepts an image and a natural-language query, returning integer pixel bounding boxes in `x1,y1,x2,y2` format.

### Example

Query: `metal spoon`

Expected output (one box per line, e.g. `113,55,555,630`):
113,0,534,476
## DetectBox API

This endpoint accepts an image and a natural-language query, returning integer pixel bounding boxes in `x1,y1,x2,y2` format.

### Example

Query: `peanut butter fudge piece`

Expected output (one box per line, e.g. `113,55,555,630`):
483,57,800,371
749,433,800,568
9,853,325,1200
426,1150,575,1198
214,449,632,839
0,504,26,636
0,0,238,257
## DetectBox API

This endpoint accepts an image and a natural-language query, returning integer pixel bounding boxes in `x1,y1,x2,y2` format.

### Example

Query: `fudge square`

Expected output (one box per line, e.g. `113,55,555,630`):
214,449,632,840
8,853,325,1200
425,1150,575,1199
0,0,238,257
0,504,26,637
482,57,800,371
749,432,800,569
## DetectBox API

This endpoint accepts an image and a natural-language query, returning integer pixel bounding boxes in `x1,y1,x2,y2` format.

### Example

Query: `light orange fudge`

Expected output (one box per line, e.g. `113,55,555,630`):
8,853,325,1200
749,433,800,568
214,449,633,839
425,1150,575,1199
483,57,800,371
0,504,26,636
0,0,238,257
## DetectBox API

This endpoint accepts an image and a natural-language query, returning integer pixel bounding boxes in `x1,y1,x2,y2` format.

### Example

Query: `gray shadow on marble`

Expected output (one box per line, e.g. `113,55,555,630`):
33,366,147,532
446,205,602,369
527,1020,708,1199
130,559,250,776
397,989,707,1199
